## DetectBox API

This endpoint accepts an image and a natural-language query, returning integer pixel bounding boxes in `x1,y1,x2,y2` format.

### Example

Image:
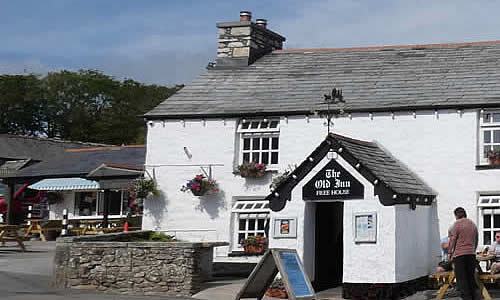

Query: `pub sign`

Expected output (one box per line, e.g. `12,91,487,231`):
302,159,364,200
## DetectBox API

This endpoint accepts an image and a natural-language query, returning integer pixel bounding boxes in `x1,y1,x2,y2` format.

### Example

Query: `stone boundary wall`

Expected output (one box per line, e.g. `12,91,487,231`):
52,231,227,296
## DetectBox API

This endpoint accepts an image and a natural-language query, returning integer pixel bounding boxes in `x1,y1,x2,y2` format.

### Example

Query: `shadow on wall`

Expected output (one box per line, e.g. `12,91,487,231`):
195,190,227,220
146,190,168,230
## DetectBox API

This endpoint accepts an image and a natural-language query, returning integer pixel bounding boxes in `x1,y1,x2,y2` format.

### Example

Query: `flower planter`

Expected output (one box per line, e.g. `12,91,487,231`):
265,288,288,299
192,190,205,196
489,157,500,165
240,170,266,178
244,244,266,254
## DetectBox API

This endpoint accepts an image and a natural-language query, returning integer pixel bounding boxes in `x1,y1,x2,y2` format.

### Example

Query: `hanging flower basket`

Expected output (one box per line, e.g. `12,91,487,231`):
181,174,219,196
238,162,267,178
128,178,159,208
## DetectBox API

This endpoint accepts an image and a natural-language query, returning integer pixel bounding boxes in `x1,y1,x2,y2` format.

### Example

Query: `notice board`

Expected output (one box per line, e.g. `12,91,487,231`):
235,248,315,300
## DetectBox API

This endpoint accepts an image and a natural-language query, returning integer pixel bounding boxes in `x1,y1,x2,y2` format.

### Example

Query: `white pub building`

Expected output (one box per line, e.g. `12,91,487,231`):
142,11,500,297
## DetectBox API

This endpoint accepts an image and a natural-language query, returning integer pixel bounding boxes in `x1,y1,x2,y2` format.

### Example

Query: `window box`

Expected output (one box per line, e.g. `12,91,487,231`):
243,244,266,255
238,162,267,178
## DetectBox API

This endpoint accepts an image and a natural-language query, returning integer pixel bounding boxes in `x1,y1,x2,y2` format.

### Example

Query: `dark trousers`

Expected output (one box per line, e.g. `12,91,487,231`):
454,255,478,300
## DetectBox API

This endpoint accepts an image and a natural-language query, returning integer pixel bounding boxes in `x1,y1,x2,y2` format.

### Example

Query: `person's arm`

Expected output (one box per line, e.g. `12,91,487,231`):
449,224,457,260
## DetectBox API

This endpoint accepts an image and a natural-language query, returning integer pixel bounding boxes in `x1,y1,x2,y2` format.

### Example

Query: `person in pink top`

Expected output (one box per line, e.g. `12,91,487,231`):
449,207,479,300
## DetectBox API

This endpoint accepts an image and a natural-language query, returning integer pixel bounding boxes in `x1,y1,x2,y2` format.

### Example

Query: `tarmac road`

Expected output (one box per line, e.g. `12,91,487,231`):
0,241,193,300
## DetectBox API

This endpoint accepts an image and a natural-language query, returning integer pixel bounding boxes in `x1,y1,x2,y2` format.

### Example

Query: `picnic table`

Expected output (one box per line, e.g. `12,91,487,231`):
0,225,26,251
23,219,62,242
431,254,497,300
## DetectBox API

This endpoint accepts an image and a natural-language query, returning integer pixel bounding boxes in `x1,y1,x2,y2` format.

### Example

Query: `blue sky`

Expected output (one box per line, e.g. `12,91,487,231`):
2,0,500,86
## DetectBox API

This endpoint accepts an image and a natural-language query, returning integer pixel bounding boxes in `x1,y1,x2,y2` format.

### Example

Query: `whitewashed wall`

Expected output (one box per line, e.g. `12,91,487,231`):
144,109,496,274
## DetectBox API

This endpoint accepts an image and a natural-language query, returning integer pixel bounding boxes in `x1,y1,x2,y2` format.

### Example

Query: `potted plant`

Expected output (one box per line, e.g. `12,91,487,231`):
241,235,267,254
269,165,297,191
128,177,159,207
181,174,219,196
487,150,500,165
238,161,267,178
265,278,288,299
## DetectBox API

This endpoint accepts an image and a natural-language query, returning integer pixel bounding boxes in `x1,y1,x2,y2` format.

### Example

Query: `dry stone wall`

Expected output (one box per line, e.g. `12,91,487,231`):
52,232,226,296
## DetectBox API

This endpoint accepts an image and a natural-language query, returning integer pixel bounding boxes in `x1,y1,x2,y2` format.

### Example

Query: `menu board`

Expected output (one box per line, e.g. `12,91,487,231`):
354,212,377,243
235,249,315,300
279,252,314,297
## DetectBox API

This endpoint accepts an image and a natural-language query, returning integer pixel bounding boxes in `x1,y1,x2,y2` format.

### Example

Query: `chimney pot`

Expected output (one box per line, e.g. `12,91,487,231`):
256,19,267,28
240,11,252,22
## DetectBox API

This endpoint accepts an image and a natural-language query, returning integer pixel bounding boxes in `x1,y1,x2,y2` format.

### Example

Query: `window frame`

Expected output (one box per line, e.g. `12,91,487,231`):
478,195,500,247
479,111,500,164
73,190,133,219
237,119,280,169
231,199,270,252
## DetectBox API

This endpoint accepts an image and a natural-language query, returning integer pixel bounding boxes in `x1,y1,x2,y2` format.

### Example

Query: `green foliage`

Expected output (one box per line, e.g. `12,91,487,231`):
0,71,183,144
149,232,177,242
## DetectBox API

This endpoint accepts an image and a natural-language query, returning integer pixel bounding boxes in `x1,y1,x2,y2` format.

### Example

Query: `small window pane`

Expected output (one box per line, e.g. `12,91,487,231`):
252,153,260,163
481,198,490,204
243,138,250,150
492,199,500,204
272,137,279,150
252,138,260,150
245,203,254,209
239,219,246,231
484,114,491,123
494,131,500,143
261,122,269,129
248,219,256,230
271,152,279,164
262,152,269,164
493,113,500,122
242,122,250,129
494,215,500,228
243,153,250,163
494,145,500,152
484,131,491,143
484,231,492,246
251,122,259,129
484,214,491,228
236,203,245,209
270,121,279,128
254,203,263,209
264,203,270,208
262,138,270,150
238,233,245,244
485,146,492,157
258,219,266,230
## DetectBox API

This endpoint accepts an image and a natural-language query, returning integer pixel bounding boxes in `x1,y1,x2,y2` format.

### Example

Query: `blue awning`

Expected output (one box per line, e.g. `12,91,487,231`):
28,178,100,191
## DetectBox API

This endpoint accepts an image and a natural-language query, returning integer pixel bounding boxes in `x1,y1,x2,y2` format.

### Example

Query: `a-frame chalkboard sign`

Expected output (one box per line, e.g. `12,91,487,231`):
235,248,316,300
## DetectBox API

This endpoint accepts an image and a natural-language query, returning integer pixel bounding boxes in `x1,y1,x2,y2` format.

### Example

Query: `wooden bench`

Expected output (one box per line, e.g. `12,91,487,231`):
430,270,496,300
0,225,26,251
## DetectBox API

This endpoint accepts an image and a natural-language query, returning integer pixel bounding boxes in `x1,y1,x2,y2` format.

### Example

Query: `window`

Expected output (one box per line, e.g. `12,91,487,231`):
480,112,500,163
237,119,280,167
74,190,133,217
231,199,270,251
478,195,500,246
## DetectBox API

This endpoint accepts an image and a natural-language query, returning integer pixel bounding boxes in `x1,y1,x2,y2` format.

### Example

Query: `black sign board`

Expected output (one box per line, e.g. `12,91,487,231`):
235,248,315,300
303,159,364,201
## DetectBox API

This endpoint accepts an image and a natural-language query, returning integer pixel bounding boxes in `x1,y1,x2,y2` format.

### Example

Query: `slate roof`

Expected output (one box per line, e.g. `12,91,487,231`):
146,40,500,119
267,133,435,211
0,134,108,161
3,146,145,180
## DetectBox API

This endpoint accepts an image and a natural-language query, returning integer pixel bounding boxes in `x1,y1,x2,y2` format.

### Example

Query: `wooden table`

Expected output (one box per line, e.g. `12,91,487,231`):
435,255,494,300
23,219,46,242
477,254,496,271
0,225,26,251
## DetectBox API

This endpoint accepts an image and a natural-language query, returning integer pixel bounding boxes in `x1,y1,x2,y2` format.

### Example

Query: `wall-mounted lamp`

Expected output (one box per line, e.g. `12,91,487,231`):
348,113,352,120
369,112,373,120
305,115,310,123
183,147,193,159
412,111,416,119
392,194,397,199
284,116,288,123
457,109,463,117
202,119,206,126
434,110,439,119
180,119,185,127
391,112,395,120
148,121,154,127
162,120,166,127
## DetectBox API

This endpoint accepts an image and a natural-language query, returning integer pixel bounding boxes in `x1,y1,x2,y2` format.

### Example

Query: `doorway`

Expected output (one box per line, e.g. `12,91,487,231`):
313,201,343,291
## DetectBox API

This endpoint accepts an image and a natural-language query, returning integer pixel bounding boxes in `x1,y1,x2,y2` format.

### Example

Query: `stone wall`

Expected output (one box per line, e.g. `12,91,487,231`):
52,231,227,296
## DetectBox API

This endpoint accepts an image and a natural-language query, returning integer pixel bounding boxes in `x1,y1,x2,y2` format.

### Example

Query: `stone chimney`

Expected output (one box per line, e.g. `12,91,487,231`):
215,11,286,68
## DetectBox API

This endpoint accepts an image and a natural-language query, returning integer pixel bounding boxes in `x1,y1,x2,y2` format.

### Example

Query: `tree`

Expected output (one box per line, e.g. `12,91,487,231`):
0,74,44,136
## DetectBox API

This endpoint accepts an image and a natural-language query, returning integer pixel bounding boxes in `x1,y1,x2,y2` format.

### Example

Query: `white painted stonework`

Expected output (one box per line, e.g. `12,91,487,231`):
144,109,496,283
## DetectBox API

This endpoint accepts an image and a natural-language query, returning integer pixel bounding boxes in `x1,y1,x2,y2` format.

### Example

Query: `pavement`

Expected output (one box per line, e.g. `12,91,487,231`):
2,240,500,299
